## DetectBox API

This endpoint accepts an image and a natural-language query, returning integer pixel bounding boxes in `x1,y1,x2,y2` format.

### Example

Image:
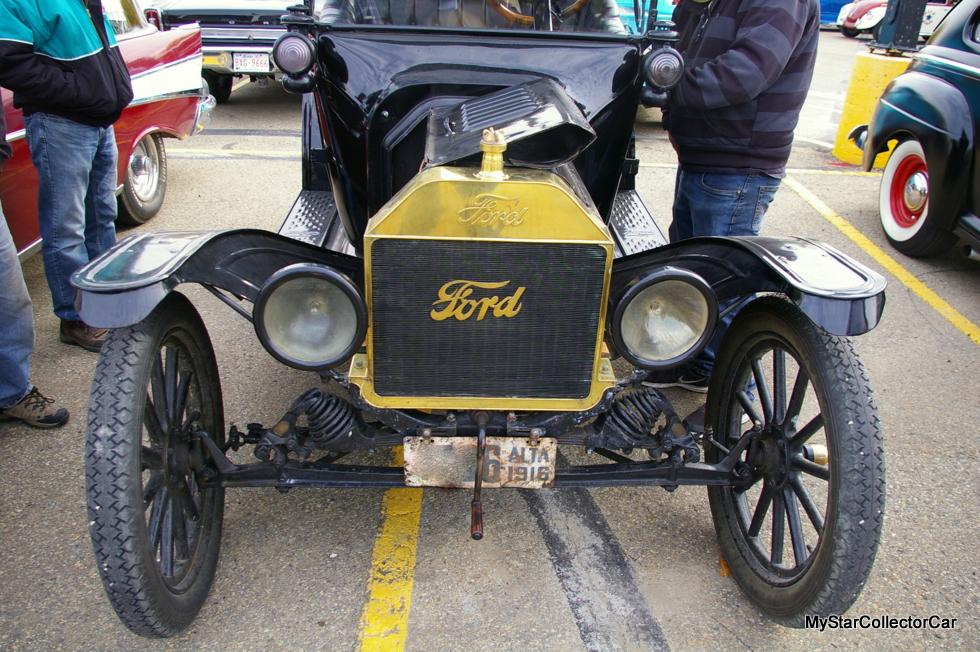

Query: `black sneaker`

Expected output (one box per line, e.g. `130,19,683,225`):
0,387,70,428
644,364,709,393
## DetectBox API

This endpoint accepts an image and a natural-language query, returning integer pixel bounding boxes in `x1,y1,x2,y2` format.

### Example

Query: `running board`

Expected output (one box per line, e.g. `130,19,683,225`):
609,190,668,257
278,190,357,255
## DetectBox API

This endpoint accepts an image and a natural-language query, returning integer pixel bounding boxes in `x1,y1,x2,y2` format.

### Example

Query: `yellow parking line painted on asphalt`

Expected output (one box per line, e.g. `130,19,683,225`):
637,161,878,177
356,447,423,652
785,176,980,346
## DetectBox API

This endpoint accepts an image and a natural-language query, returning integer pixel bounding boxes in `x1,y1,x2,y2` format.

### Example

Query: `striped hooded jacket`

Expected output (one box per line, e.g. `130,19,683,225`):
0,0,134,128
664,0,820,175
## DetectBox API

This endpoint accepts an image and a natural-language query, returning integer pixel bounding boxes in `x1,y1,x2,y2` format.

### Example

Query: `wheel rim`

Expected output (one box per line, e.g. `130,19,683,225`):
720,340,830,585
889,152,928,229
141,333,215,591
129,136,161,203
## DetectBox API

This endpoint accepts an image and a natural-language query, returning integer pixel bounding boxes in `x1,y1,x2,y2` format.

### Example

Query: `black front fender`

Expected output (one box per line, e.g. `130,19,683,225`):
71,230,363,328
611,236,887,336
865,70,973,231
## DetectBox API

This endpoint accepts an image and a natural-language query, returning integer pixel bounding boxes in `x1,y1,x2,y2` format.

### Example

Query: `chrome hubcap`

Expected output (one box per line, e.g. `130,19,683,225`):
903,171,928,213
129,140,159,202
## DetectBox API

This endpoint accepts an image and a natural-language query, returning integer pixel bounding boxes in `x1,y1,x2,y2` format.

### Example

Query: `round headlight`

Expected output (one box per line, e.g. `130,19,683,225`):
612,267,716,369
273,33,315,76
254,264,366,371
643,46,685,92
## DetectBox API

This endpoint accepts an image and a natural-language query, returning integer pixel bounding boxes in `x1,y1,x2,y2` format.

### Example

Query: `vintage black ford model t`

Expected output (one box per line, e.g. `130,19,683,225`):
74,0,886,638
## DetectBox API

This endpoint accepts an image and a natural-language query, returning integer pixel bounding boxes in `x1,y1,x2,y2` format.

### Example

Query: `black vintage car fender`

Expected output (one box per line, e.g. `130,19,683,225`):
862,69,973,231
72,228,885,336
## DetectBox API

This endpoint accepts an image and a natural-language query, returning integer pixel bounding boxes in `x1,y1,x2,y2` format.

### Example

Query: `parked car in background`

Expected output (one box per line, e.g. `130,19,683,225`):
145,0,294,103
613,0,671,34
837,0,953,39
1,0,212,258
852,0,980,258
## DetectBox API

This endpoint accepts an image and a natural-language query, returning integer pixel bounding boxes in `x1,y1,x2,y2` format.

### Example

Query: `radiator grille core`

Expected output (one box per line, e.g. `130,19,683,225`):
370,239,607,399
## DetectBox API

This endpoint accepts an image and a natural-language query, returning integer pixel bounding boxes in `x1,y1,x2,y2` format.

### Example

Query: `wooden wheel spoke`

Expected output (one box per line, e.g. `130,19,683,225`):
737,390,763,426
792,456,830,481
747,482,773,538
751,358,773,424
770,490,786,565
143,394,167,446
773,350,787,423
174,370,192,430
163,347,179,425
789,413,825,447
785,369,810,430
174,481,201,524
142,471,164,510
790,475,825,535
148,487,168,557
150,353,169,431
172,498,190,562
784,487,808,567
141,445,163,471
159,491,175,577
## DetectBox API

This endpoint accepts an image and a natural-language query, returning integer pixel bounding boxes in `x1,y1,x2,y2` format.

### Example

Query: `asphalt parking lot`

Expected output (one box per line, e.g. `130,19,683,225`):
2,30,979,652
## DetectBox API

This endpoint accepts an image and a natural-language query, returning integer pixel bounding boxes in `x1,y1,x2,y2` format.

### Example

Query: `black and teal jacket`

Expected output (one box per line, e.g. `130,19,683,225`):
0,0,134,128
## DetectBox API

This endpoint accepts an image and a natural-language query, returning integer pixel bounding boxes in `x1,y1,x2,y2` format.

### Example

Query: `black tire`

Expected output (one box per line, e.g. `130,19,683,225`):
204,71,233,104
705,297,884,626
878,139,957,257
118,133,167,226
86,292,225,638
839,25,859,37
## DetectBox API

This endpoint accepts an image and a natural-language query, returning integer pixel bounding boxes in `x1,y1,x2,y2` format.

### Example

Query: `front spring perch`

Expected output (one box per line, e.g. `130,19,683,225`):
471,412,489,540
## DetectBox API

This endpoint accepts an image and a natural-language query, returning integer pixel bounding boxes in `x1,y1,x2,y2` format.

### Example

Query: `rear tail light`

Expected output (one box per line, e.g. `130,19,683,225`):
145,8,162,29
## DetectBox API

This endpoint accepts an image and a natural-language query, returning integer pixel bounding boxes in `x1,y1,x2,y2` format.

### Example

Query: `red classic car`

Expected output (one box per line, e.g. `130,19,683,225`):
1,0,213,258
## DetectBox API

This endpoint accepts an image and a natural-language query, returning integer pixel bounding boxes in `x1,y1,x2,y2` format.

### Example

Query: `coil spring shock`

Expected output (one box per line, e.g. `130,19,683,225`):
600,386,669,449
293,388,356,448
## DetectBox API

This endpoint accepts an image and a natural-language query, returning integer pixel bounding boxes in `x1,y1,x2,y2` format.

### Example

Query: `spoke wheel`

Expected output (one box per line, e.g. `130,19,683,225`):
86,292,224,638
705,297,884,626
878,139,956,257
118,133,167,226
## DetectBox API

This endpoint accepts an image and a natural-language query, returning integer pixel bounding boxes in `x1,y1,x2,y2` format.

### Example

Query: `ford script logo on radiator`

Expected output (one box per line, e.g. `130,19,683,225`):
457,194,527,228
430,280,526,321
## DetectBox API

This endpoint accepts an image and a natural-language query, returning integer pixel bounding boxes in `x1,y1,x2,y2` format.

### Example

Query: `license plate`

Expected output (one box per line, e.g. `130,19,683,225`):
233,52,269,73
404,436,557,489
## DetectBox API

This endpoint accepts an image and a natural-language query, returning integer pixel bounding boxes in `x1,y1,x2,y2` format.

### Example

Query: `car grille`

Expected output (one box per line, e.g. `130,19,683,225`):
370,239,606,399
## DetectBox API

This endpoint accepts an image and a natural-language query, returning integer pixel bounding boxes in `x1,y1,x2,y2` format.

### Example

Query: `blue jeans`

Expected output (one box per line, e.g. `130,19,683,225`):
669,170,781,375
0,207,36,408
24,113,117,322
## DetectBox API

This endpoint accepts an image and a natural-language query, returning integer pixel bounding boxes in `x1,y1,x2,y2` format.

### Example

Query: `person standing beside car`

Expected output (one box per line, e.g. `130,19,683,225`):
648,0,820,393
0,0,133,352
0,110,70,428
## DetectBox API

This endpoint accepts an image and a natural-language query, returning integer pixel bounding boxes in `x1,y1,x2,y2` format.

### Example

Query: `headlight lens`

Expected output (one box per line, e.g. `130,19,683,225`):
612,268,716,369
255,264,366,371
273,34,315,76
643,46,685,91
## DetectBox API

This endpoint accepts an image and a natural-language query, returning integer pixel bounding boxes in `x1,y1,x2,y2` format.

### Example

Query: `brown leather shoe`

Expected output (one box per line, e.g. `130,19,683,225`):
0,387,69,428
60,319,107,352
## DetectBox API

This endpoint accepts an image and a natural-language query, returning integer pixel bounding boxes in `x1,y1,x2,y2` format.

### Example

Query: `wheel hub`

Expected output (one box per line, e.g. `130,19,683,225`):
903,171,928,213
166,429,191,479
756,426,790,487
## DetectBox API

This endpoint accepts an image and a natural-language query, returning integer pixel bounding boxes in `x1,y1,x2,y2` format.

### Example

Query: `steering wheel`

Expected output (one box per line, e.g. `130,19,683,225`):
486,0,592,25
